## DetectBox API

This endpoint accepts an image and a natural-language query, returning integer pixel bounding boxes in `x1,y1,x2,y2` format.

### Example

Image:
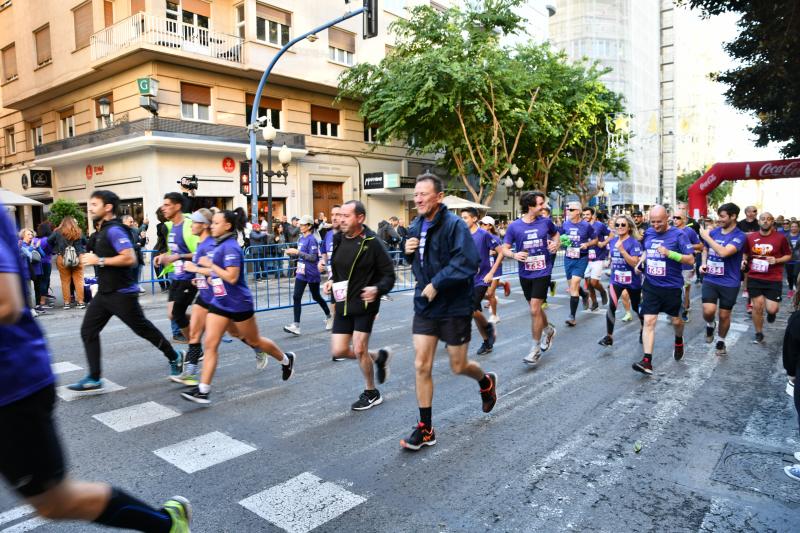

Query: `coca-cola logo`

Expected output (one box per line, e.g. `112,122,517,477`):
698,174,718,192
758,161,800,178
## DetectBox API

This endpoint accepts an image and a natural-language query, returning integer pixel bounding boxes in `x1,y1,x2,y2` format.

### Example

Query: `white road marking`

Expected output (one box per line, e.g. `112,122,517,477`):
239,472,366,533
0,517,49,532
50,362,81,374
56,379,125,401
728,322,749,332
153,431,256,474
0,506,33,527
93,401,180,432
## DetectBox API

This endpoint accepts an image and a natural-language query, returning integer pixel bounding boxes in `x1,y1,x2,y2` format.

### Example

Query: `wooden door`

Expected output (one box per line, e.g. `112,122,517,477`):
312,181,343,220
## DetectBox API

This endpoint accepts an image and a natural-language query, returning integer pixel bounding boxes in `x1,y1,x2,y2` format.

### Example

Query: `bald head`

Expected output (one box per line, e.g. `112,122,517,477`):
649,205,669,233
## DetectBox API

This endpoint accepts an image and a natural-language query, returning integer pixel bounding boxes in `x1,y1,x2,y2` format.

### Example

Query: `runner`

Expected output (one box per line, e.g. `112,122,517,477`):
181,210,296,404
501,191,560,365
67,191,184,392
582,207,609,311
744,212,792,344
632,205,696,375
673,208,703,322
598,214,644,347
284,215,332,335
738,205,759,309
318,204,342,323
786,221,800,299
153,192,199,343
400,173,497,451
324,201,395,410
561,202,598,327
698,203,747,356
480,216,510,324
460,207,503,355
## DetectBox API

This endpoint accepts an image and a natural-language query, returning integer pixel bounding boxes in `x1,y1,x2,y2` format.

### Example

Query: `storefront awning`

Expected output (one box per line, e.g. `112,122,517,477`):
0,188,44,206
441,195,490,210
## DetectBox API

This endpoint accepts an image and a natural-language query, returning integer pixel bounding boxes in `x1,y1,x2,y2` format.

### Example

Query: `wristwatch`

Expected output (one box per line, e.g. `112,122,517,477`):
98,257,105,268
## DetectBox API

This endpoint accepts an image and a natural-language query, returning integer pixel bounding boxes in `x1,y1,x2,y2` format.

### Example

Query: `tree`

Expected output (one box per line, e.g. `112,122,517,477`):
676,169,733,210
48,199,87,231
681,1,800,157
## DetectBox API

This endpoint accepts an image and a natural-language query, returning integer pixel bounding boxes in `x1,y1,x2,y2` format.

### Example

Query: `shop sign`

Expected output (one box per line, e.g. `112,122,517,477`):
30,169,52,188
86,165,93,180
364,172,384,189
86,165,104,180
137,77,159,97
21,173,29,190
222,157,236,173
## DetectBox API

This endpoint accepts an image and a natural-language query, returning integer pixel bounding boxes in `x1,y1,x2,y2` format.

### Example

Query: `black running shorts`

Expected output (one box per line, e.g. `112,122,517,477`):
412,314,471,346
472,285,489,312
0,384,65,497
194,297,211,310
332,312,377,335
747,278,782,302
520,276,551,301
640,281,682,317
701,282,740,310
208,304,255,323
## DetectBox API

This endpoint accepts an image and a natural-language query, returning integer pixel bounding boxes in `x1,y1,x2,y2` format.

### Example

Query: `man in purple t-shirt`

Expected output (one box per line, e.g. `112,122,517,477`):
673,208,703,322
582,207,610,311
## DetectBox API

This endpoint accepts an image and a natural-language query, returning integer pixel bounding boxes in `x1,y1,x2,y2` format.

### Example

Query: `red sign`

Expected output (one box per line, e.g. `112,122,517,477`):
85,165,93,180
93,165,104,176
222,157,236,173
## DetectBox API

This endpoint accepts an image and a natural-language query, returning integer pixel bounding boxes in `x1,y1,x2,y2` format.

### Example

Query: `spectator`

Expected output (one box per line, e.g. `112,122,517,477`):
50,216,86,309
122,215,146,294
271,222,287,279
632,210,649,232
154,208,170,292
249,223,269,280
35,221,55,307
285,216,301,244
378,219,401,251
737,205,760,233
18,228,47,313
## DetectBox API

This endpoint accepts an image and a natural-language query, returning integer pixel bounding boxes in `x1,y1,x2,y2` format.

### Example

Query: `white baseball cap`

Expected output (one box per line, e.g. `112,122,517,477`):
299,215,314,225
480,215,495,226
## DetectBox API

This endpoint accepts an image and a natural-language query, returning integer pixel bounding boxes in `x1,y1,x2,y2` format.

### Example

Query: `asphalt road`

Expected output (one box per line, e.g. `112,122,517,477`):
1,276,797,532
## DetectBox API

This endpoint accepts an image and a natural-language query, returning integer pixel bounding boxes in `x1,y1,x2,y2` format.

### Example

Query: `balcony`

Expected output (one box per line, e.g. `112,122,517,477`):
91,13,244,65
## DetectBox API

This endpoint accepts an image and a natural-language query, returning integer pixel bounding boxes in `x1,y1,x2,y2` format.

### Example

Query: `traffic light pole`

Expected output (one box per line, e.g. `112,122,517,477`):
247,4,368,228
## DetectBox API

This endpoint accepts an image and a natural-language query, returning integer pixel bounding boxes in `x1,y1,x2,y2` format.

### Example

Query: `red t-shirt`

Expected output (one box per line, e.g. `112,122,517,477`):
746,230,792,282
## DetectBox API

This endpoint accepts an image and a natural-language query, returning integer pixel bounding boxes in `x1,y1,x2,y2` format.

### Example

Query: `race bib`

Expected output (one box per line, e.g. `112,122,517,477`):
646,259,666,277
707,259,724,276
296,262,306,276
332,280,349,302
613,270,632,285
211,277,227,297
173,260,184,276
195,273,208,290
525,254,547,271
751,258,769,273
588,249,597,261
566,247,581,259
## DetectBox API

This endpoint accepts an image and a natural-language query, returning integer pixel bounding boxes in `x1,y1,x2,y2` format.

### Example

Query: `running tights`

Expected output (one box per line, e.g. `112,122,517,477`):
606,284,643,336
293,279,330,323
787,263,798,291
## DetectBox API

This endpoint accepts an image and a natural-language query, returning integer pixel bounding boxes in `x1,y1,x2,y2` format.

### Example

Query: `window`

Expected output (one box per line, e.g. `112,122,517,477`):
181,82,211,121
235,4,245,38
310,105,339,137
4,127,15,155
131,0,145,14
364,122,379,143
73,2,93,49
245,94,281,129
256,4,290,46
95,94,114,129
104,0,113,26
166,0,209,43
60,109,75,139
2,43,17,82
34,25,51,67
30,122,43,147
328,27,355,66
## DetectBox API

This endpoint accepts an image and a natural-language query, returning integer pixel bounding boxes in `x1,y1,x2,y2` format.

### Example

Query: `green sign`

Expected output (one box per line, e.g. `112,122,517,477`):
137,78,150,95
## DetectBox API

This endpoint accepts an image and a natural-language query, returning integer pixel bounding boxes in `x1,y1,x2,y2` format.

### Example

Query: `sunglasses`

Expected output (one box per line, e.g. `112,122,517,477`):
614,223,628,228
672,216,683,220
567,208,579,212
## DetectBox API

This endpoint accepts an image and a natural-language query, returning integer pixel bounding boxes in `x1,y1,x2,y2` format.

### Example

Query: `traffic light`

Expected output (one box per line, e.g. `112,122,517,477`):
240,161,252,196
363,0,378,39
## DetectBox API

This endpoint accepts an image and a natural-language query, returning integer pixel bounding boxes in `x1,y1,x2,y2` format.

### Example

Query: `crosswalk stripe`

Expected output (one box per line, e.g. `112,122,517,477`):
93,401,180,432
0,517,49,533
50,362,81,374
0,506,33,527
153,431,256,474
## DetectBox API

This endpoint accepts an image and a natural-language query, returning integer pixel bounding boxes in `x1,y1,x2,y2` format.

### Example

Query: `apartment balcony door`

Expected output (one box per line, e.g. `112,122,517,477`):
312,181,343,221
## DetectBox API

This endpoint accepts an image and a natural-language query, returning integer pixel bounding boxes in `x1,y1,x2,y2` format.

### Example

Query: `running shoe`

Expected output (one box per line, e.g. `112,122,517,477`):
523,345,542,365
542,302,549,310
181,386,210,404
255,351,269,370
621,312,632,322
789,289,796,299
162,496,192,533
788,378,795,398
784,464,800,482
705,322,716,343
767,312,777,324
590,302,599,312
795,450,800,462
742,290,749,299
488,314,500,324
76,302,86,309
325,315,333,330
480,372,498,413
171,369,199,386
598,335,613,347
752,332,764,344
40,302,55,309
581,294,590,310
715,341,727,356
375,347,392,384
632,357,653,375
549,280,556,296
746,303,753,314
351,390,383,411
503,281,511,297
33,306,47,314
400,422,436,451
63,303,72,310
476,340,493,355
565,317,576,327
540,325,556,352
172,333,189,344
486,323,496,348
331,354,348,362
169,351,185,377
282,352,296,381
66,376,104,392
680,310,689,322
601,290,608,306
673,341,684,361
283,323,301,336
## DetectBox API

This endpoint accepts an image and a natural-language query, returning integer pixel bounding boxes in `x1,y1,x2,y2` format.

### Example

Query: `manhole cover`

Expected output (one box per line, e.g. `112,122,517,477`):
710,442,800,504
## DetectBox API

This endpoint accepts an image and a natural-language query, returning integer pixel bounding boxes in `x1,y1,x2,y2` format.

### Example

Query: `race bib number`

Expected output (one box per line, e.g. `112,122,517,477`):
566,247,581,259
296,262,306,276
707,259,725,276
588,249,597,261
525,254,547,271
173,260,184,276
751,258,769,273
613,270,632,285
195,273,208,290
211,277,227,297
332,280,349,302
646,259,666,277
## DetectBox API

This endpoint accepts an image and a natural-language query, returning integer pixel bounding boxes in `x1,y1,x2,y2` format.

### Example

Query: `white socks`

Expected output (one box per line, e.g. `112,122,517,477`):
280,354,290,366
199,383,210,393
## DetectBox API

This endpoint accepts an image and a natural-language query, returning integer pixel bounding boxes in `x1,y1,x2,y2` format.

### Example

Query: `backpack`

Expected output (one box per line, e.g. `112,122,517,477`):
63,244,80,267
29,248,42,263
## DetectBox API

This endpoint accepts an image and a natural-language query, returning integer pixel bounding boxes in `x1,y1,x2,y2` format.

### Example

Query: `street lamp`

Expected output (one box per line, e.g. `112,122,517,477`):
98,97,111,128
504,165,524,219
261,121,291,230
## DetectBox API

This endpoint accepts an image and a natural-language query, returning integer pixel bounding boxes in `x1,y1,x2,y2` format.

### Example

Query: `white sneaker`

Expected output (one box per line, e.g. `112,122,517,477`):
283,323,301,336
788,380,795,398
488,314,500,324
540,325,556,352
523,345,541,365
325,316,333,330
255,351,269,370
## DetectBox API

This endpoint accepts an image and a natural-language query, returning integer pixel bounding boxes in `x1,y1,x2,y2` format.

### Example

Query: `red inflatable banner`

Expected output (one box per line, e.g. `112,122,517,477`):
687,158,800,217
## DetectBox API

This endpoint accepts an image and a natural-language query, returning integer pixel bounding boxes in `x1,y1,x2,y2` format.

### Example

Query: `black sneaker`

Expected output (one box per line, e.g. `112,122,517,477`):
375,347,392,384
331,354,348,362
767,312,777,324
486,323,496,347
632,357,653,375
480,372,497,413
598,335,613,347
581,294,589,310
181,386,210,404
705,322,716,343
282,352,296,381
590,302,599,312
673,341,684,361
680,310,689,322
715,340,727,356
351,390,383,411
476,340,493,355
172,334,189,344
400,422,437,451
752,332,764,344
565,317,576,327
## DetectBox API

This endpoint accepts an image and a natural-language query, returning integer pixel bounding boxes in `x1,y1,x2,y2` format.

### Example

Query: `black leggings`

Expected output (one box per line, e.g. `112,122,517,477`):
293,279,330,323
606,284,643,336
787,263,799,291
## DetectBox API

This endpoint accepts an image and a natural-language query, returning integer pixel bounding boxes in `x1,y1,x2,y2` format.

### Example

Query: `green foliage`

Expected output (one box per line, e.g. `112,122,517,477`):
48,199,87,231
676,169,733,209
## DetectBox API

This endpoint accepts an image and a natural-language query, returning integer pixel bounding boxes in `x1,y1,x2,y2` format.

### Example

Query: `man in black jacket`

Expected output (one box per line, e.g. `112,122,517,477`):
399,173,498,451
324,200,396,410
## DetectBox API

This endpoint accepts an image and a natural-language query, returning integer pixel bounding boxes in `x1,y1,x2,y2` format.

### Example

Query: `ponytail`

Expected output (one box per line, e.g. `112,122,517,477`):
220,210,246,233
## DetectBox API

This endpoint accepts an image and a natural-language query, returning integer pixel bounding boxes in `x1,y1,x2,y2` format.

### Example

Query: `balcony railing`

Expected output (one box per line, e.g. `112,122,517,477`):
91,13,243,64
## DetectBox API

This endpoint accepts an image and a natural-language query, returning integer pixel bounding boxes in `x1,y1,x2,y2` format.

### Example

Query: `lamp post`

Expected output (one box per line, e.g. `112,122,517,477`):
504,164,524,220
260,121,291,231
98,97,111,129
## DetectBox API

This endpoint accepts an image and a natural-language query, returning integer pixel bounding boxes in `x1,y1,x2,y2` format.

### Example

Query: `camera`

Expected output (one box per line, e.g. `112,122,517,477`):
178,175,198,191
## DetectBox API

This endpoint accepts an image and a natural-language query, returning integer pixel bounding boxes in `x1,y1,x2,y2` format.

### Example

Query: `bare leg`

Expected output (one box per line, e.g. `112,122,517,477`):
642,314,657,354
352,331,376,390
413,334,438,409
235,316,285,362
199,312,229,386
331,333,358,360
752,295,766,333
446,343,485,381
530,297,546,342
27,480,110,521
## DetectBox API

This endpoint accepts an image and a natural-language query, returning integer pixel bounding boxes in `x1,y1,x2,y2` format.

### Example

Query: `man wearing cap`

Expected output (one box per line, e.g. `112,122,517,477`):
480,215,511,323
632,210,649,233
284,215,332,335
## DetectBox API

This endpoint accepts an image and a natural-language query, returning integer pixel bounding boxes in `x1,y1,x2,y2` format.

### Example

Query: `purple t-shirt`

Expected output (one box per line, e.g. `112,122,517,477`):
589,221,610,261
106,225,140,294
0,208,54,406
296,233,321,283
471,227,499,287
608,236,643,289
703,226,746,288
503,217,558,279
788,233,800,265
642,226,694,289
560,220,596,259
168,221,193,281
679,226,701,271
34,236,52,265
193,236,216,304
209,236,253,312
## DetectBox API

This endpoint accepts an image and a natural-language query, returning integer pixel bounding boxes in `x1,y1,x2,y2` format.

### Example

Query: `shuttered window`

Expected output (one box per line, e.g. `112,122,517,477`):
256,4,290,46
130,0,145,13
2,44,17,81
181,82,211,121
34,25,51,66
60,108,76,139
73,2,94,49
183,0,211,18
328,27,355,66
104,0,113,26
310,105,339,137
245,94,281,129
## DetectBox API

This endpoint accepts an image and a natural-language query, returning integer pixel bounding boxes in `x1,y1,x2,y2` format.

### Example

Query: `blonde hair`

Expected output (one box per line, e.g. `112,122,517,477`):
614,214,641,242
18,228,33,240
56,216,82,242
196,208,213,224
